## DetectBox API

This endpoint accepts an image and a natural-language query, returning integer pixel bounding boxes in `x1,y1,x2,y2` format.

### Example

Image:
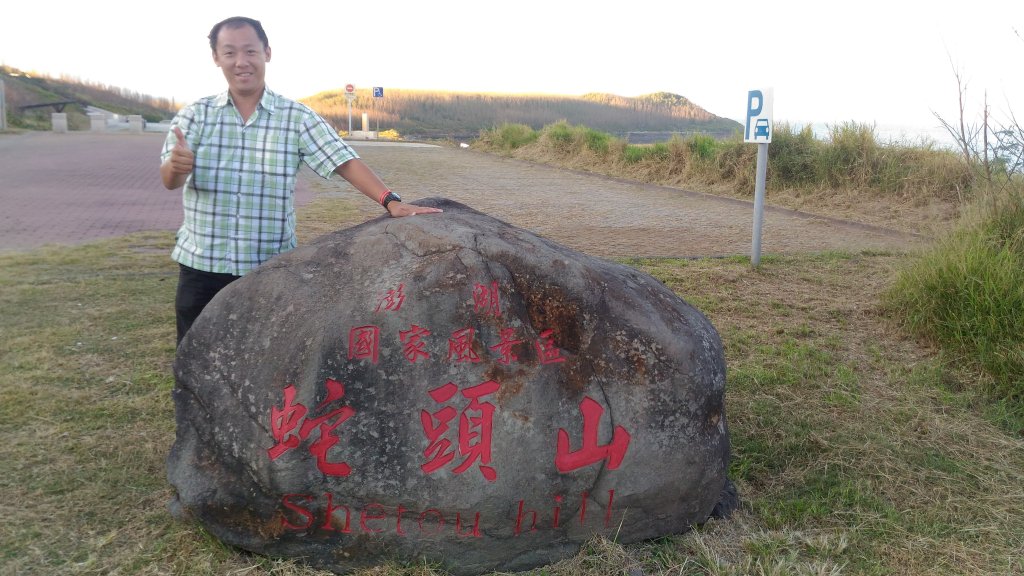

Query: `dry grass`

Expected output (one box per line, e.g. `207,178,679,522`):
477,123,968,237
630,253,1024,574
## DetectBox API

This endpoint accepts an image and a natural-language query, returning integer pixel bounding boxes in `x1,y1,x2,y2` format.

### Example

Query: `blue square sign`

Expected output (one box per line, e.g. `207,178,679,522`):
744,88,773,144
373,87,384,98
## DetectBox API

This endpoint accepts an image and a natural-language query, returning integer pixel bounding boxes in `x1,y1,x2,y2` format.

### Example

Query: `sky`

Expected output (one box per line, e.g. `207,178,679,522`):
2,0,1022,141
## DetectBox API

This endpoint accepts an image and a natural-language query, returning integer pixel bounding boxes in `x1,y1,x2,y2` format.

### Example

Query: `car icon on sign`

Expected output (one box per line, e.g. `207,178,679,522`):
754,119,770,139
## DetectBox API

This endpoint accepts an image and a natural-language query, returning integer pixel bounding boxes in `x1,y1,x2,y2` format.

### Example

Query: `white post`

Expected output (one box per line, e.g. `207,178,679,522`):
751,143,769,267
89,113,106,132
51,112,68,133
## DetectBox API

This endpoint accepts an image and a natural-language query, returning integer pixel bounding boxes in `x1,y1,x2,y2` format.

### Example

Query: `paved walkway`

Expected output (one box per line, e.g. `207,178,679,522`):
0,131,923,259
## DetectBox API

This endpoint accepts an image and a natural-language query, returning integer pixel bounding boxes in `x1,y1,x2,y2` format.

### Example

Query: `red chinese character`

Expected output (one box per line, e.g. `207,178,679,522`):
555,396,631,473
448,327,481,363
472,281,501,317
268,379,356,477
420,380,500,482
375,283,406,313
268,384,306,460
420,382,459,474
452,380,500,481
399,324,432,363
535,329,566,364
348,325,380,364
489,328,523,365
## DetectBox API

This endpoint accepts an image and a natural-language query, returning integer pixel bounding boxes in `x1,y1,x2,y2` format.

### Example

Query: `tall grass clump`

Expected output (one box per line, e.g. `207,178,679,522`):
538,121,616,157
885,186,1024,411
477,122,538,151
688,132,718,162
622,142,670,164
767,123,822,187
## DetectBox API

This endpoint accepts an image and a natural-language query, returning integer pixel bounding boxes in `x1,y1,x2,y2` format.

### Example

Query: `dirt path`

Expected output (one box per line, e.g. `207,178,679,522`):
0,133,925,258
330,143,925,259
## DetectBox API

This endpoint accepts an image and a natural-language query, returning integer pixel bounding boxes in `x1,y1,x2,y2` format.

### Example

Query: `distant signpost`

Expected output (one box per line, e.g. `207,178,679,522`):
372,87,384,132
345,84,356,133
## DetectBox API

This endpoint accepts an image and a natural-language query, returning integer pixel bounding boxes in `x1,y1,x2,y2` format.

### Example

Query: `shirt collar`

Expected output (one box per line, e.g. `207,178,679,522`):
213,87,278,114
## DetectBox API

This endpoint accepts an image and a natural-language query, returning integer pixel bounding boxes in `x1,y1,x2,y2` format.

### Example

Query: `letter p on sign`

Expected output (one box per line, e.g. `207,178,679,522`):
744,88,773,143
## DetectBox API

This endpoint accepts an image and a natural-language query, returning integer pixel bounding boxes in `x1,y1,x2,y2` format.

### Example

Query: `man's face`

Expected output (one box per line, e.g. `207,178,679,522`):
212,24,271,98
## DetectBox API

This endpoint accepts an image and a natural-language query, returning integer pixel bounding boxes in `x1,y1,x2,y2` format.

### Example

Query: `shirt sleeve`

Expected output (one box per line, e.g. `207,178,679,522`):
298,107,359,179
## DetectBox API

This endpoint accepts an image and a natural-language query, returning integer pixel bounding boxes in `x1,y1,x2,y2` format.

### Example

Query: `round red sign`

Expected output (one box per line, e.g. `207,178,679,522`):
345,84,355,93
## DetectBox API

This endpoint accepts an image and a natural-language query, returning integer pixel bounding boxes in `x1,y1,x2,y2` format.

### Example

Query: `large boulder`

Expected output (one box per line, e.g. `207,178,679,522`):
168,198,731,575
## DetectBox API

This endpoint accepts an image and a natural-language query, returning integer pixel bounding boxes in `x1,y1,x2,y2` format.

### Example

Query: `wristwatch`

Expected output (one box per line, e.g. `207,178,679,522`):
382,191,402,209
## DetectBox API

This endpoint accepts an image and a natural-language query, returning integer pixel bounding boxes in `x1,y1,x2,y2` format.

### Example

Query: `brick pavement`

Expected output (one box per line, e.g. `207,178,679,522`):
0,132,923,258
0,131,310,253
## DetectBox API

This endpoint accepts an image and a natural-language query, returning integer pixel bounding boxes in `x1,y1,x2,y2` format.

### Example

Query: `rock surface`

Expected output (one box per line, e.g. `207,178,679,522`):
168,197,730,575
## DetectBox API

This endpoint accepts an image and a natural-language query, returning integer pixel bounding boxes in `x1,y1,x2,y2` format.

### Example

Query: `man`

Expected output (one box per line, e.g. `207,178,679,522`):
161,16,441,346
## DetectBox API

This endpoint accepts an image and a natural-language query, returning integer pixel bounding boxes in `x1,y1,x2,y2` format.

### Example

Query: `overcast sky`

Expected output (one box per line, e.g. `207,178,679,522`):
2,0,1021,140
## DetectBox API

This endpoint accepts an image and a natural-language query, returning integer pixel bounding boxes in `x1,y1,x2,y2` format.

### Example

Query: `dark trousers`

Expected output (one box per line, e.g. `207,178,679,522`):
175,264,240,346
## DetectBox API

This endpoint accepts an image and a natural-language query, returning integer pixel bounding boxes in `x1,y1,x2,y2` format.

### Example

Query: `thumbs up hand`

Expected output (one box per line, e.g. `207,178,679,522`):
168,126,195,176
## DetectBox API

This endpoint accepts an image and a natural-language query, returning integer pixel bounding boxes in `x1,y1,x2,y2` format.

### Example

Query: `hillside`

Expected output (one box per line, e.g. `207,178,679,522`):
301,88,742,141
0,66,178,131
1,65,741,140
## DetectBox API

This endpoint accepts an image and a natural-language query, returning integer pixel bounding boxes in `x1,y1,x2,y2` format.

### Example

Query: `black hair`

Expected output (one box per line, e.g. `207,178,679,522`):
208,16,269,52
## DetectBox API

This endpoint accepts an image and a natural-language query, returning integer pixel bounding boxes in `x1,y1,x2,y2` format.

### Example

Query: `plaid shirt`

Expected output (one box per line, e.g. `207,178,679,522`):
162,88,358,275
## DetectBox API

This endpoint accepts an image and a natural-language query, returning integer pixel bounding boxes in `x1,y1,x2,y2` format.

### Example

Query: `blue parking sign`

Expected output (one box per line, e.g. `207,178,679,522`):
744,88,773,143
373,87,384,98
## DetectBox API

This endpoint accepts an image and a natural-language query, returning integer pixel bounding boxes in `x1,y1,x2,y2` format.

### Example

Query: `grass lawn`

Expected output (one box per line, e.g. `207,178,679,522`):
1,196,1021,575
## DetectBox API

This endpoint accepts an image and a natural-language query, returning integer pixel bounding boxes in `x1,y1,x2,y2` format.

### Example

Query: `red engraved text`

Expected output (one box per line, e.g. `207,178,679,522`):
420,380,501,482
348,325,380,364
399,324,432,364
535,329,566,364
472,281,502,317
268,378,356,476
375,283,406,313
448,327,481,363
489,327,524,365
555,396,631,473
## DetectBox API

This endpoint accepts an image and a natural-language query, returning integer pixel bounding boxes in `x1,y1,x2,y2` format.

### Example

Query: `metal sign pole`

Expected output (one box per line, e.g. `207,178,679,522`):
751,143,769,267
347,99,352,134
744,87,773,268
